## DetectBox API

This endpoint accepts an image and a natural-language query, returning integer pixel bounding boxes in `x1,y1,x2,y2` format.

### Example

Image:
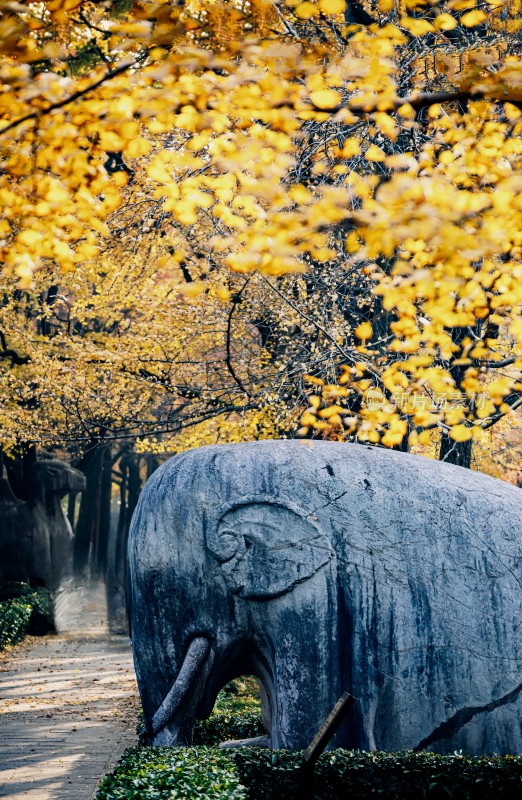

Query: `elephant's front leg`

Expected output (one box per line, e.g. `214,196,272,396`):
207,498,341,749
251,574,341,751
152,636,212,745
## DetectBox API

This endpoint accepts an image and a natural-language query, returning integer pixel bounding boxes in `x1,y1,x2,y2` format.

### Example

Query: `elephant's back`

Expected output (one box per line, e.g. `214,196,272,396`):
134,440,521,530
130,439,522,609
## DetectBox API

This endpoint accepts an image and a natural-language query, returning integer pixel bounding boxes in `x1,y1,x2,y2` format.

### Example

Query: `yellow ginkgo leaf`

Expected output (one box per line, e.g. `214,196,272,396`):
418,430,433,446
449,424,473,442
396,103,415,119
309,89,342,110
180,281,206,298
318,0,346,13
400,16,435,35
47,0,83,10
110,21,153,38
17,230,42,248
289,184,313,204
433,13,457,30
215,286,231,303
447,0,476,9
365,144,386,162
304,375,325,386
381,419,408,447
503,103,522,121
312,419,330,430
355,321,372,340
445,407,466,425
318,404,345,418
460,9,487,26
340,138,361,158
45,183,69,204
15,262,34,288
295,2,320,18
124,137,153,158
413,410,439,427
301,410,317,426
146,160,172,185
112,171,129,187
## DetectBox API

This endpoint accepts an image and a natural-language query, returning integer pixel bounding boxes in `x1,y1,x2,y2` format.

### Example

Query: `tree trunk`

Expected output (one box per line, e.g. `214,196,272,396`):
4,445,37,502
95,446,112,574
146,454,160,480
438,434,472,469
119,452,142,614
437,326,474,470
127,454,141,522
73,446,104,578
108,450,145,634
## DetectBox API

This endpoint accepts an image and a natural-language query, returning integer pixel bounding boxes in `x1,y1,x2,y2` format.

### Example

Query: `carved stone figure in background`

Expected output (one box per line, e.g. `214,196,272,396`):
128,441,522,755
0,457,86,592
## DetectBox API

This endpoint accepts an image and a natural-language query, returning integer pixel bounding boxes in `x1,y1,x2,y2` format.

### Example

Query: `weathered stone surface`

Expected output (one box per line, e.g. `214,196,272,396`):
128,441,522,755
0,458,86,593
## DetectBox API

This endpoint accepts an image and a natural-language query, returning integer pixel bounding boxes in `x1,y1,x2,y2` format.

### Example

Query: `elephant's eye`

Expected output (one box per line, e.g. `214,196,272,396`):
214,529,239,562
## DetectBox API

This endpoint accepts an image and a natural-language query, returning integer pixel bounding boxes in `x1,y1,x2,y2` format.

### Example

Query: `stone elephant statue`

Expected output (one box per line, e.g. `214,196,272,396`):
0,457,86,592
128,441,522,755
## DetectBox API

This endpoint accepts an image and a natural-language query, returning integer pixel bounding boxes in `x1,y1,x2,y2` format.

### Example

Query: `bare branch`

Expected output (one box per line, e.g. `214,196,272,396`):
0,54,148,137
225,278,252,397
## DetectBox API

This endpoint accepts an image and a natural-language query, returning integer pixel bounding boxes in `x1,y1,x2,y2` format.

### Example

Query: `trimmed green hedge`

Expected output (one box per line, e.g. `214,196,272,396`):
96,747,522,800
193,710,264,746
233,748,522,799
0,582,52,649
96,747,247,800
105,675,522,799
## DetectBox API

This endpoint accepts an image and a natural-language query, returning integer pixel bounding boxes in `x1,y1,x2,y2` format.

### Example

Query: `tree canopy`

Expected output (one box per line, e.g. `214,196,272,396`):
0,0,521,476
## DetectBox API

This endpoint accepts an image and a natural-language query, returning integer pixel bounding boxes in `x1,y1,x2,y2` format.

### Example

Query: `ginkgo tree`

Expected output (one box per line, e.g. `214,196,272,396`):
0,0,521,473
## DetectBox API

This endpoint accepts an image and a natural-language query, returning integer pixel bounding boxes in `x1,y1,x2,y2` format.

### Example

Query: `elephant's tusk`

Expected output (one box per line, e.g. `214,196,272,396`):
152,636,211,736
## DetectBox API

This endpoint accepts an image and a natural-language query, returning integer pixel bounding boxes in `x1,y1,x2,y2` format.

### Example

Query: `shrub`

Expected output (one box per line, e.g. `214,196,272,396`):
213,677,261,714
137,677,264,746
0,582,53,649
0,596,33,649
95,747,247,800
107,674,521,798
233,748,522,800
193,710,264,746
96,747,522,800
193,677,263,745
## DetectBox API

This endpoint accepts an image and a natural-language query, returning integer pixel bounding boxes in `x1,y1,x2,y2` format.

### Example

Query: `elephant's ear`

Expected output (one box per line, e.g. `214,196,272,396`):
207,500,333,599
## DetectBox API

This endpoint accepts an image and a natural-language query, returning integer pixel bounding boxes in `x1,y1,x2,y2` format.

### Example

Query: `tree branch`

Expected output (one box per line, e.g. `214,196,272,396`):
311,89,522,116
273,3,299,38
0,54,147,137
476,356,519,369
225,277,252,397
480,393,522,430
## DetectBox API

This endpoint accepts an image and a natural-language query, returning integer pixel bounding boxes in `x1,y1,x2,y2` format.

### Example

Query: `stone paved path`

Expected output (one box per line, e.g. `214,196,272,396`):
0,583,140,799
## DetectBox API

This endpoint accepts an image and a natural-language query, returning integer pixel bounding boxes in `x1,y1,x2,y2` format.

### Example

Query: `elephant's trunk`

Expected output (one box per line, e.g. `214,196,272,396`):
152,636,211,739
